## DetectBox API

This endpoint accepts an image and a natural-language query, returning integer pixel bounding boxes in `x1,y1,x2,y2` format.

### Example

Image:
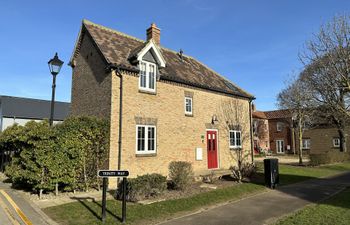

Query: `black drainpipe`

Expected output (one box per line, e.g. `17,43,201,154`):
249,99,254,164
115,67,123,172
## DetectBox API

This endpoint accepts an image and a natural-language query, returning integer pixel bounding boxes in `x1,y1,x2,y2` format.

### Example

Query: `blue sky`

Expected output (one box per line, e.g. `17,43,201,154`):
0,0,349,110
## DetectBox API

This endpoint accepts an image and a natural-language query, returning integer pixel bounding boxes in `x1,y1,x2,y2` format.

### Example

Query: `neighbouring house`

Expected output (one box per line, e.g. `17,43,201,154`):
296,124,350,155
69,20,254,187
0,95,70,132
264,109,294,154
252,106,269,154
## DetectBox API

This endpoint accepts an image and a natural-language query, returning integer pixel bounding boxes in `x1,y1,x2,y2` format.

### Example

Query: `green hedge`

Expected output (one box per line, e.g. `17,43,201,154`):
310,152,350,166
1,117,109,196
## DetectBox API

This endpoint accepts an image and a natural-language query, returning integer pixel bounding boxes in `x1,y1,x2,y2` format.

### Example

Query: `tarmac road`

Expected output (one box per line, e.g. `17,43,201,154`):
0,182,53,225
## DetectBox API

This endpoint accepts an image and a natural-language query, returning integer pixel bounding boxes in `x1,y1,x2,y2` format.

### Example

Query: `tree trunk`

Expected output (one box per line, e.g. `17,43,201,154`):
338,128,347,152
96,146,100,191
291,126,296,155
83,156,88,192
298,118,303,165
39,189,43,199
55,182,58,196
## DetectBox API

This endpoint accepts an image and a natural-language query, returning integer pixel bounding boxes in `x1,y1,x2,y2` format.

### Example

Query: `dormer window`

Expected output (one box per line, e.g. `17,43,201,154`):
139,61,156,92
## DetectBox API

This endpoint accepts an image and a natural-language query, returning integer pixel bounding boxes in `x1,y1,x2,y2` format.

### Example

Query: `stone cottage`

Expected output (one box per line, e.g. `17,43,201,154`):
69,20,254,187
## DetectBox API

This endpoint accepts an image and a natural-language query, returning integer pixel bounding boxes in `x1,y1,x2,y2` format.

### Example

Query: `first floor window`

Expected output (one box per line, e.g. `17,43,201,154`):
136,125,156,153
302,139,310,149
277,122,283,132
139,61,156,92
229,130,242,148
333,138,340,148
185,97,193,115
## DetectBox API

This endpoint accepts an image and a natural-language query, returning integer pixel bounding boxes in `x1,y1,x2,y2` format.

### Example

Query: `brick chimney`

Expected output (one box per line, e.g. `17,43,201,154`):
147,23,161,45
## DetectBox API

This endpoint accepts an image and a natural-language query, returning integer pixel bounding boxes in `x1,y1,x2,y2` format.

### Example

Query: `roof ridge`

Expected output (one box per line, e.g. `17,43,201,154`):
0,95,70,104
83,19,146,43
264,109,290,113
83,19,197,59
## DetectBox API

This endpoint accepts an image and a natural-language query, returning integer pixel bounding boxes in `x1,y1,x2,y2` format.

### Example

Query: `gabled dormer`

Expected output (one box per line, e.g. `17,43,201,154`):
131,23,166,93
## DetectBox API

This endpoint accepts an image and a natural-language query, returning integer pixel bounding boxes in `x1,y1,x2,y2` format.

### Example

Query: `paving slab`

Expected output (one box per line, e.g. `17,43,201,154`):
159,172,350,225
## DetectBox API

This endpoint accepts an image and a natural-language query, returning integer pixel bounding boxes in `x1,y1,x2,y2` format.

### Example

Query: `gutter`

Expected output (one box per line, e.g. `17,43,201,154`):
108,65,124,173
249,99,254,163
116,68,123,172
108,64,255,101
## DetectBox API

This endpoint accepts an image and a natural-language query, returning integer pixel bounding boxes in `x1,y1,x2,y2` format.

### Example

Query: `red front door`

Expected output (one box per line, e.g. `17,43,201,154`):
207,130,218,169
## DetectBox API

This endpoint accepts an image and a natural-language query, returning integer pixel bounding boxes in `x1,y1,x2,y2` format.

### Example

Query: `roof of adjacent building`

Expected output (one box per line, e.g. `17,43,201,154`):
264,109,292,119
0,95,70,120
252,111,267,119
70,20,254,99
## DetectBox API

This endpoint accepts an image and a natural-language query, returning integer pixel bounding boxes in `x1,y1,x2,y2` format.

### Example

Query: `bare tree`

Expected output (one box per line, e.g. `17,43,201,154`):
277,75,314,164
218,99,253,182
300,15,350,152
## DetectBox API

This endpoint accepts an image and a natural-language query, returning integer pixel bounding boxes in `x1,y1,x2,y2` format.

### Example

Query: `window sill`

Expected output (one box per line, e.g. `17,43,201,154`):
135,153,157,157
230,147,242,150
185,113,193,117
139,89,156,95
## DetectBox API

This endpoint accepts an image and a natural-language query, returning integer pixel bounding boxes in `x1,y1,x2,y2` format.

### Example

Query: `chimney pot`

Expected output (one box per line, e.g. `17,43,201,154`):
147,23,161,45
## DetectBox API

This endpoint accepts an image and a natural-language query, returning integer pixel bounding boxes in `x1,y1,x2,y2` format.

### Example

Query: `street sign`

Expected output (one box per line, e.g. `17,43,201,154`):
98,170,129,177
98,170,129,224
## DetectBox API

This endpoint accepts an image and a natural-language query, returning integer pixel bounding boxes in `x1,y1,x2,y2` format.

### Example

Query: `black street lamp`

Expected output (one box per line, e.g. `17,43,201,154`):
48,53,64,126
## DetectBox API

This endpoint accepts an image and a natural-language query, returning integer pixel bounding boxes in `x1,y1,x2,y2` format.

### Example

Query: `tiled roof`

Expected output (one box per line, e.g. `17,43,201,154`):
71,20,254,99
0,95,70,120
252,111,267,119
264,109,292,119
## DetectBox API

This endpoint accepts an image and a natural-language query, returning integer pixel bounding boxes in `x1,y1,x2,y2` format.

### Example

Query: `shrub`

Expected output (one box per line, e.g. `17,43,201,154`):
202,171,216,184
116,173,167,202
230,163,256,182
1,116,109,196
310,152,350,166
168,161,194,190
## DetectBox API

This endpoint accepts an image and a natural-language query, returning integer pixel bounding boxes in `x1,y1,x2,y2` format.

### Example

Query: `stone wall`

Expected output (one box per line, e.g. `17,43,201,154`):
108,71,252,188
70,34,112,119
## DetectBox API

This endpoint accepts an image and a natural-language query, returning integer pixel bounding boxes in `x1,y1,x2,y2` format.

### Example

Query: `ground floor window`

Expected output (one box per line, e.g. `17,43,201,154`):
229,130,242,148
302,138,310,149
136,125,156,154
333,138,340,148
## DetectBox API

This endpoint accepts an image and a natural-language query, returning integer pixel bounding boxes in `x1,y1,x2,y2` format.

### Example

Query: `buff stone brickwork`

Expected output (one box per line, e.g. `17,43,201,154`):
298,127,350,154
70,21,253,189
108,71,252,187
70,34,111,119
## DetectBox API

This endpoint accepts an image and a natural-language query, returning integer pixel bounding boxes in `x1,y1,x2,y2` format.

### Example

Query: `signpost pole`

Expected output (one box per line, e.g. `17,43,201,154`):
122,177,127,223
102,177,107,223
98,170,129,223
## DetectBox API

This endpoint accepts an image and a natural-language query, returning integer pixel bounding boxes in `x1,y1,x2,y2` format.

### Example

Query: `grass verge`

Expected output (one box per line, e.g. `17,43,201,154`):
275,187,350,225
43,162,350,225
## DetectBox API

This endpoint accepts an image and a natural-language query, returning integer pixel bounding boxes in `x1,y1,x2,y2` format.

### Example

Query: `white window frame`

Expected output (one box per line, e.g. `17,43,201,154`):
333,138,340,148
229,130,242,149
277,122,283,132
302,139,310,150
136,125,157,154
276,139,284,153
139,61,156,92
184,97,193,115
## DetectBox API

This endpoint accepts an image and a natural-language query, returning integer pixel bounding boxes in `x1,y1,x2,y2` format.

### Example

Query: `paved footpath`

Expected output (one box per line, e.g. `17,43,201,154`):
0,181,57,225
160,172,350,225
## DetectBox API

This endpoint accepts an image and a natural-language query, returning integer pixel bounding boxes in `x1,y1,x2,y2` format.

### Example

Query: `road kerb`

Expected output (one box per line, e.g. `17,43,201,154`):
0,189,33,225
